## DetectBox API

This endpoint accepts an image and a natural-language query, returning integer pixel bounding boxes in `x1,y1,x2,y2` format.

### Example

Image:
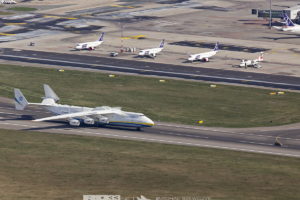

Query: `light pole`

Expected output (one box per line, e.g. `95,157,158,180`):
269,0,272,29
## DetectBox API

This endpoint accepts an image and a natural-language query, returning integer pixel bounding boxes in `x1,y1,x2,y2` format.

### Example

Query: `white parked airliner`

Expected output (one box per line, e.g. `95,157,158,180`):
239,52,264,68
138,39,165,57
75,33,104,50
1,0,17,4
188,42,219,62
14,84,154,130
273,13,300,33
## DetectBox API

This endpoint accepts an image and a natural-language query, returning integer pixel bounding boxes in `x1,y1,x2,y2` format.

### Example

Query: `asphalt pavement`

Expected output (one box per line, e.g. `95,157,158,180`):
0,98,299,158
1,48,300,90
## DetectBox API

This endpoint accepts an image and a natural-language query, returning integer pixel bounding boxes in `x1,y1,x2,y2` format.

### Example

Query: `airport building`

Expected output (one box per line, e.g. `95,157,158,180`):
252,5,300,20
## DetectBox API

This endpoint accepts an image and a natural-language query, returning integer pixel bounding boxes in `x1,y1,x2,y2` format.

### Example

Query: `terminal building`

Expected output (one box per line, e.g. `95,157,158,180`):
252,5,300,21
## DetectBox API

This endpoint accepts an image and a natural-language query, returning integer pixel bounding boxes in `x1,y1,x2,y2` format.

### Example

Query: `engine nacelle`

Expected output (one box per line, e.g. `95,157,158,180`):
83,117,95,125
98,116,109,124
69,119,80,126
202,57,209,62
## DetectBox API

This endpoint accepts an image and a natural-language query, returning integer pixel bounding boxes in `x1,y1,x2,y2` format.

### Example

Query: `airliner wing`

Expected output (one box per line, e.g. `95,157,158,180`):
33,109,121,122
272,26,282,30
290,29,300,33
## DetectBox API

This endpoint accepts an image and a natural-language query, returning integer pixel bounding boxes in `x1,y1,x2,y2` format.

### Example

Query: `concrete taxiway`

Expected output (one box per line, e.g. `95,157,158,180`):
1,48,300,90
0,98,299,158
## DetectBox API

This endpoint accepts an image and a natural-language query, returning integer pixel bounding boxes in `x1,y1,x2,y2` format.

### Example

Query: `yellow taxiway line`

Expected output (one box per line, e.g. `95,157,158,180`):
43,15,77,20
121,35,146,39
0,33,15,36
111,4,135,9
4,23,27,26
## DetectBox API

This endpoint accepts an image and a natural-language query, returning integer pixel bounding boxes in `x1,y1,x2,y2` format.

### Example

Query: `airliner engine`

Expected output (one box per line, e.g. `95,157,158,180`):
98,116,109,124
202,57,209,62
69,119,80,126
83,117,95,125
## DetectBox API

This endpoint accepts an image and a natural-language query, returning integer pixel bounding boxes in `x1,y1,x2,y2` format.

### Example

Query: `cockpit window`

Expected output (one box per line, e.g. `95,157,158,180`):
128,114,143,118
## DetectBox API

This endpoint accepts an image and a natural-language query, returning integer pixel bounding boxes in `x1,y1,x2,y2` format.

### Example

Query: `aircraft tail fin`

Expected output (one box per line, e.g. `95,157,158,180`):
282,12,295,26
159,39,165,48
43,84,60,102
14,88,29,110
213,42,219,51
99,32,104,41
257,52,264,62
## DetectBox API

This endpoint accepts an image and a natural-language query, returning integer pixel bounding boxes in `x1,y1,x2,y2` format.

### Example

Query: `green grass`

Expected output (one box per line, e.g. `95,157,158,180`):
0,64,300,127
0,128,299,200
7,6,37,11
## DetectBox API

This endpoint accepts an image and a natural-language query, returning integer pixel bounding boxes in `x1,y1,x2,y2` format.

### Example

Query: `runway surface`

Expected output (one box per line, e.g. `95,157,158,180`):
0,98,300,158
1,48,300,90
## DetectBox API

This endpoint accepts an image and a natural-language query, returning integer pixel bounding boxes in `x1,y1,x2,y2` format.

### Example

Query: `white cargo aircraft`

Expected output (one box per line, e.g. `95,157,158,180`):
14,84,154,130
187,42,219,62
239,52,264,68
137,196,151,200
75,33,104,50
138,39,165,57
273,13,300,33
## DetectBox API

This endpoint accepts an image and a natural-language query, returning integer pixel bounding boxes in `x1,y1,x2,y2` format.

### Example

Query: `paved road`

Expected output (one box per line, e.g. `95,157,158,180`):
0,99,299,158
1,48,300,90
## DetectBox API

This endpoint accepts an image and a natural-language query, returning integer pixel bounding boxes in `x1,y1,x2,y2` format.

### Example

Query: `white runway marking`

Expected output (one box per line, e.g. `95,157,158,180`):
239,140,273,146
156,123,300,141
0,122,37,128
0,111,19,115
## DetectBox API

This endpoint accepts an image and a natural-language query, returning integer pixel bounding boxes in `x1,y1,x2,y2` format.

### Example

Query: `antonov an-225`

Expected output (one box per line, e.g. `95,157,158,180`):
14,84,154,130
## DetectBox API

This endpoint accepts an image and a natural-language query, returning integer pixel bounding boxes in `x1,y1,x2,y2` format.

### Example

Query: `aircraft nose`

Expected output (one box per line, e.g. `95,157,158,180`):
146,117,155,127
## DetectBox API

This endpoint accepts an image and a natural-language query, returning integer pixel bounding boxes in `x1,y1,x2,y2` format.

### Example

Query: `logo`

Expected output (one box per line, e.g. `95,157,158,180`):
83,196,210,200
83,195,120,200
19,96,23,102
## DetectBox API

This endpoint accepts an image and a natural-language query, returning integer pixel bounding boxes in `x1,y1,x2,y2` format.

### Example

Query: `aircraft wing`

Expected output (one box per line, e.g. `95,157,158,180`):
33,109,121,122
290,29,300,33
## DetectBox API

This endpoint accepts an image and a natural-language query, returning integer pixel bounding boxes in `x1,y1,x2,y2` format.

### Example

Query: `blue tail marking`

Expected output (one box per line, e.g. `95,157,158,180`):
159,39,165,48
99,33,104,41
213,42,219,51
282,12,294,26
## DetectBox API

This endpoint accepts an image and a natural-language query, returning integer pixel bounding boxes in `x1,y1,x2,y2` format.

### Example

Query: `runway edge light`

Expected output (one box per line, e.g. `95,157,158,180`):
198,120,204,124
277,91,285,95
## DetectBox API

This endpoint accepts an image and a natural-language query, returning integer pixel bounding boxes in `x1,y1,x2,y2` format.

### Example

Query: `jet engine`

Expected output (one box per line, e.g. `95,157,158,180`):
150,53,156,57
83,117,95,125
69,119,80,126
202,57,209,62
98,116,109,124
